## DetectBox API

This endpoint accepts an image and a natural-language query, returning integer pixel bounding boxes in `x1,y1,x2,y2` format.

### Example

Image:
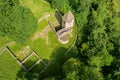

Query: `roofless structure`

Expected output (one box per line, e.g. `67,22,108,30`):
56,11,75,44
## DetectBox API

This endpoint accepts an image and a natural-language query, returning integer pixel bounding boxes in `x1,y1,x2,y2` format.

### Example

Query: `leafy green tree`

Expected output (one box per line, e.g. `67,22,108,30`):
62,58,82,80
88,48,114,67
40,0,120,80
50,0,70,14
0,0,19,4
63,71,80,80
62,58,104,80
80,66,104,80
44,76,59,80
101,1,120,80
0,0,37,43
62,58,82,73
72,0,91,45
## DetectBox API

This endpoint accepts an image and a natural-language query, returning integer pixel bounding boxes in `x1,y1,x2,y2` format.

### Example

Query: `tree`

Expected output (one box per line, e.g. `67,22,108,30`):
0,0,37,43
50,0,70,14
80,66,104,80
88,48,114,67
63,71,80,80
41,0,120,79
44,76,60,80
72,0,91,45
62,58,82,80
62,58,82,73
62,58,104,80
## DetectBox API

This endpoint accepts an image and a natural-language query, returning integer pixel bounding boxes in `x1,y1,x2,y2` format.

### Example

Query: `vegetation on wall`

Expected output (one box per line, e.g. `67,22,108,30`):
0,0,37,43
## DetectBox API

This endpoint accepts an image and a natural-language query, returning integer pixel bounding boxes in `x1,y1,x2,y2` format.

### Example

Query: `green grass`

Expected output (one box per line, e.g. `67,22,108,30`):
38,19,48,31
8,43,30,61
0,36,12,48
8,25,76,60
9,43,25,54
28,37,52,59
23,54,39,69
1,0,76,60
0,0,76,75
0,51,21,80
64,26,77,48
20,0,76,60
22,0,54,19
32,62,45,73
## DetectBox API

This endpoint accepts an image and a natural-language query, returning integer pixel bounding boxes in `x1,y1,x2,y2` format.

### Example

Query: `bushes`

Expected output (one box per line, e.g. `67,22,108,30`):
50,0,70,14
0,0,37,43
43,0,120,80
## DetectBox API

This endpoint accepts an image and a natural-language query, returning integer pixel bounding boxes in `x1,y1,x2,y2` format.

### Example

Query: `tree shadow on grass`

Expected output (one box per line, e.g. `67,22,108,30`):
38,47,65,79
39,47,75,79
16,47,77,80
16,60,39,80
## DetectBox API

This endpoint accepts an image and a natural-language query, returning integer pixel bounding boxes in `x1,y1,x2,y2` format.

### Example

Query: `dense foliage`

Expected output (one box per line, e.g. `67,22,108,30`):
50,0,70,14
0,0,37,43
43,0,120,80
0,0,120,80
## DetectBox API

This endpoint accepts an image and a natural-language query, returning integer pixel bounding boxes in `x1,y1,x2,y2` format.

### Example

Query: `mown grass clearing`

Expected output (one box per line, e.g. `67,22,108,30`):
0,36,12,48
38,19,48,31
21,0,53,19
0,51,21,80
0,0,76,76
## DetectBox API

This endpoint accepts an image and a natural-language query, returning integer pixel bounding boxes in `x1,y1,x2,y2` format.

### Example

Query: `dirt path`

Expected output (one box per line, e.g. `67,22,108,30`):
39,25,50,38
38,13,50,23
32,25,51,45
31,13,51,45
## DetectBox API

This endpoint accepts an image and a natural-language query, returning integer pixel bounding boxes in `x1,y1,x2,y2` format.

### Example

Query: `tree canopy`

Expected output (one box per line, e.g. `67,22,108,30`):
1,0,119,80
50,0,70,14
0,0,37,43
43,0,120,80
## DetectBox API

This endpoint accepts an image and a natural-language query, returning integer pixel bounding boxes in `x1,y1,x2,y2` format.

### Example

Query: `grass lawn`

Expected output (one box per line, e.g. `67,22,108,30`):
8,43,33,62
38,19,48,31
8,0,76,60
23,54,39,69
28,38,51,59
0,36,12,49
0,51,21,80
21,0,54,19
0,0,76,75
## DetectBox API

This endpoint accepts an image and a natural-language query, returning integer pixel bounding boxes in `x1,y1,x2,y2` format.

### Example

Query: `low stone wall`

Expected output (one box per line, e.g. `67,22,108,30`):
0,46,48,72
